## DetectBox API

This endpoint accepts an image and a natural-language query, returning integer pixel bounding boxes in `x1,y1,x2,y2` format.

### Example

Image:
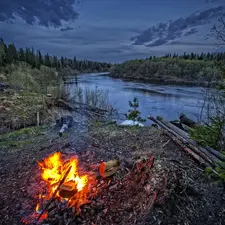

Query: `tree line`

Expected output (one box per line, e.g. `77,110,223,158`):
0,38,111,72
110,55,225,85
149,52,225,61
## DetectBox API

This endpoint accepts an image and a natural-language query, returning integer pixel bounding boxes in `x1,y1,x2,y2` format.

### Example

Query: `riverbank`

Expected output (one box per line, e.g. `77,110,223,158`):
111,74,219,87
110,58,223,87
0,122,224,225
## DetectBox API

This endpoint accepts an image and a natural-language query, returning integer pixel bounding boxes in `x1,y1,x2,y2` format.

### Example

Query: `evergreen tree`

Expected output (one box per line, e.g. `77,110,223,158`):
44,53,51,67
19,48,25,62
61,57,65,68
0,38,7,66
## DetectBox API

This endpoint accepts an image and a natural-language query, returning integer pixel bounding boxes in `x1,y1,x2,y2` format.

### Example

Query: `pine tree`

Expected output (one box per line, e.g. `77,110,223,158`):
44,53,51,67
61,57,65,68
0,38,7,66
19,48,25,62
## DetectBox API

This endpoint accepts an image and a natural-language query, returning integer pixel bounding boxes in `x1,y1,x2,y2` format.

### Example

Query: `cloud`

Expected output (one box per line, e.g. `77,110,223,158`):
168,41,218,46
0,0,79,28
205,0,220,3
60,26,74,32
131,5,224,47
184,28,199,36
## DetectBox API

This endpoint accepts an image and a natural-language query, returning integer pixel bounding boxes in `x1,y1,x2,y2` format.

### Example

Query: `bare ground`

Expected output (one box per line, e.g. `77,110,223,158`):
0,123,224,225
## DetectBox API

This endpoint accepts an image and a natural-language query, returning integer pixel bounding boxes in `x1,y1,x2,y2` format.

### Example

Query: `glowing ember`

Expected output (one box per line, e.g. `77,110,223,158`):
22,152,93,224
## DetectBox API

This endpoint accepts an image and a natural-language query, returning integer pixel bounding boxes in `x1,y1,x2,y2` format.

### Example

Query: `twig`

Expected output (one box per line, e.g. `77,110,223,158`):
36,166,72,222
162,139,170,148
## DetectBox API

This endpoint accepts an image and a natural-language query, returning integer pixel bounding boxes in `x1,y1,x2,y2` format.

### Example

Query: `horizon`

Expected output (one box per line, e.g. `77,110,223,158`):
0,0,225,63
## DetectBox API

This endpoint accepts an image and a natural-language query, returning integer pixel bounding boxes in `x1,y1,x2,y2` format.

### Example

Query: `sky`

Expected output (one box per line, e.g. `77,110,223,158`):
0,0,225,62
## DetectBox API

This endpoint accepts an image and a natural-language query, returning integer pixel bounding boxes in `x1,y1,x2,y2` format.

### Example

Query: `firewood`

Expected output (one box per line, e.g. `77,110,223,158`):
37,166,72,222
59,181,77,198
99,159,120,178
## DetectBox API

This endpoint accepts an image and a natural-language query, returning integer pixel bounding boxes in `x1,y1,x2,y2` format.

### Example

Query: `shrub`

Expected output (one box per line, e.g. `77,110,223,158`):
125,97,146,123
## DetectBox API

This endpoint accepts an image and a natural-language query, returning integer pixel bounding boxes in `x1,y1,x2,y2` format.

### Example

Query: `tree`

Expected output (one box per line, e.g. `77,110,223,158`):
73,56,77,69
38,50,43,66
44,53,51,67
125,97,146,123
7,44,18,63
52,55,58,68
210,17,225,45
61,56,65,68
19,48,25,62
0,38,7,66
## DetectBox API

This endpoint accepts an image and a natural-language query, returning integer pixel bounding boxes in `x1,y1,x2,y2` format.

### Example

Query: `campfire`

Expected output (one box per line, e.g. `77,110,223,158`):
22,152,95,224
22,149,170,225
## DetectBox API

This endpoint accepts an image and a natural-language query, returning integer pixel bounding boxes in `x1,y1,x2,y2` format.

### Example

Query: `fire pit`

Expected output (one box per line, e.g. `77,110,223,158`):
22,150,170,225
22,152,96,224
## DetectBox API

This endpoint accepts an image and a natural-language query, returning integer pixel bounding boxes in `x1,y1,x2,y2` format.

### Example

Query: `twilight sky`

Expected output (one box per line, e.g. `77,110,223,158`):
0,0,224,62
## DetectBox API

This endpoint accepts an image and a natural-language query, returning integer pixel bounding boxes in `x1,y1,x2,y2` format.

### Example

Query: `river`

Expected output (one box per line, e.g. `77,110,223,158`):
68,73,207,123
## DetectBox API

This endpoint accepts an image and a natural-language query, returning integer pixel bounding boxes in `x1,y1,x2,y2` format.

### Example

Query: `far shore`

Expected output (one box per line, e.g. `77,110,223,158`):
109,74,219,88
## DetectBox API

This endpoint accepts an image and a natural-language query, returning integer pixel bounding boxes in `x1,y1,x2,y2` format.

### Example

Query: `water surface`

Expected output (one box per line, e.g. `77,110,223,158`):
69,73,207,123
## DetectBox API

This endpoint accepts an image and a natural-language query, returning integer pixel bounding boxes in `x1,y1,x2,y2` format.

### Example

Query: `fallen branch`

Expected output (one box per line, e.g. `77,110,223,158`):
37,166,72,222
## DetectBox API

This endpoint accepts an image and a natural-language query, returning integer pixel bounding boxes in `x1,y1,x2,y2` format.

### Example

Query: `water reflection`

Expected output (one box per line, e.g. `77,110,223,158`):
68,73,207,122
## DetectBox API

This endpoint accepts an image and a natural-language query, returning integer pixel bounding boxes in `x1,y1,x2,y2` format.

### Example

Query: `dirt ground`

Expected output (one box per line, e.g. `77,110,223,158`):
0,123,225,225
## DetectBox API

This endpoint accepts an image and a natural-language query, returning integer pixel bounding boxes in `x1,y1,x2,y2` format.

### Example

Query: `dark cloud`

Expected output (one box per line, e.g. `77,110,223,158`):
205,0,220,3
184,28,199,36
168,41,217,46
131,5,224,47
0,0,79,28
60,26,74,32
146,39,168,47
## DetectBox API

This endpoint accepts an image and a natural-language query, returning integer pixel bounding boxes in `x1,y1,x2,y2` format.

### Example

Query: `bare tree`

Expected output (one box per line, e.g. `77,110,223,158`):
198,16,225,150
210,17,225,45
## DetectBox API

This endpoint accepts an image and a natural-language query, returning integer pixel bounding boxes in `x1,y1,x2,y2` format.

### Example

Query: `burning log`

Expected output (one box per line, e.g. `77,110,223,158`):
59,181,78,198
99,159,120,178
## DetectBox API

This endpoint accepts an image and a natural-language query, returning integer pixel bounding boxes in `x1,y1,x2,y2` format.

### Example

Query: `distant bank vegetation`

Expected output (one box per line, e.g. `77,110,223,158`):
110,53,225,86
0,37,111,133
0,37,111,74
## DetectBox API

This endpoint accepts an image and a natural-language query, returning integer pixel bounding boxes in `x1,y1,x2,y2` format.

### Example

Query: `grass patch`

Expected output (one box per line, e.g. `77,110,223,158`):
0,125,47,142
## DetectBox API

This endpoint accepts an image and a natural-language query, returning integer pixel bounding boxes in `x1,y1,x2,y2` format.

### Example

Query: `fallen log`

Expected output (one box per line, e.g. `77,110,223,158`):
148,116,215,167
179,114,197,128
162,128,208,167
157,116,225,162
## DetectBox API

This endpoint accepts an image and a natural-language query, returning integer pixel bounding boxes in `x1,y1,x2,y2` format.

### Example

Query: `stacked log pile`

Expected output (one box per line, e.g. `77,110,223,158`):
148,115,225,169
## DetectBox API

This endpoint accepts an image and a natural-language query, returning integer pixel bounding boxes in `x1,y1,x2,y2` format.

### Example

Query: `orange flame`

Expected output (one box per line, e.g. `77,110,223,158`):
22,152,93,224
38,152,90,208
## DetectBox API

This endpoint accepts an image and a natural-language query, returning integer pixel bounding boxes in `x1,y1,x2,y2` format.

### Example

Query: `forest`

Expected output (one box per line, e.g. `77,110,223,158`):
0,38,111,72
110,52,225,86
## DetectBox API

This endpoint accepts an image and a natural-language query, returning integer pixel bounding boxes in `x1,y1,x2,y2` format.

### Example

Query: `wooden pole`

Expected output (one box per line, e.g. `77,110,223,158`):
157,116,225,162
148,116,216,167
